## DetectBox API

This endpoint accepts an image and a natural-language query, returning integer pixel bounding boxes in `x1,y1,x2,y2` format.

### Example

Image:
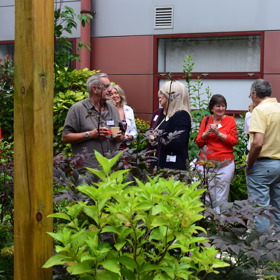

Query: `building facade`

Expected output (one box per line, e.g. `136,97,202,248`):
1,0,280,120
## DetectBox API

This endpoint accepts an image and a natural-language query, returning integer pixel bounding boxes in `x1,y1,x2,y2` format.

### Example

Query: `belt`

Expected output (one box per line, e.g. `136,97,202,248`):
257,157,280,160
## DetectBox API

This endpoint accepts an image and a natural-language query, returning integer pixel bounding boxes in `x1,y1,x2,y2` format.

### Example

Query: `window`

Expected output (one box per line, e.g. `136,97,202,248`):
0,43,14,58
155,32,263,112
158,35,261,73
0,40,76,67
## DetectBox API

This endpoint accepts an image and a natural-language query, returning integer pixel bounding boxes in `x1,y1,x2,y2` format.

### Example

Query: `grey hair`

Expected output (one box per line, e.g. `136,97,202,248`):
111,84,127,106
86,73,108,94
250,79,272,98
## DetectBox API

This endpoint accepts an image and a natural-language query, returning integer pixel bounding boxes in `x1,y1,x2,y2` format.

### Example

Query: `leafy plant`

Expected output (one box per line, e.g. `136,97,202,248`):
0,56,14,141
202,199,280,279
130,118,150,152
229,154,247,202
44,151,229,279
0,141,14,225
0,141,14,279
54,5,93,78
183,54,212,161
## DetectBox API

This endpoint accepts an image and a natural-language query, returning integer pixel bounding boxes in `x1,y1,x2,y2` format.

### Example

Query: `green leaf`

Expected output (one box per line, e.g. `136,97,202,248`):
109,169,130,181
100,259,121,275
94,150,123,175
96,270,120,280
153,273,171,280
67,262,94,275
47,213,71,221
117,256,137,271
42,254,71,268
82,205,99,224
86,168,106,181
114,241,127,251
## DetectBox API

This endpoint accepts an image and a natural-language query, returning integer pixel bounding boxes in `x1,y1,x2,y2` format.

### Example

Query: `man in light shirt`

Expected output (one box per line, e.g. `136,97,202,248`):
246,79,280,232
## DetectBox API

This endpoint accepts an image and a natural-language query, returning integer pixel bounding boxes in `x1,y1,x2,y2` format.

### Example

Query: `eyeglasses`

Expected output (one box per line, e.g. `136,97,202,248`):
97,84,112,90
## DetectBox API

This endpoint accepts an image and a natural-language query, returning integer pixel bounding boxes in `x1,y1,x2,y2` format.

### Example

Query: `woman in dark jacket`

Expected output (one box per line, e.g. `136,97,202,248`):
150,80,191,170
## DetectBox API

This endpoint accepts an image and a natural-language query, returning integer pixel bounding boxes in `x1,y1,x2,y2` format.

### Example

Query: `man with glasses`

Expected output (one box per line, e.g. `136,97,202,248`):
62,73,124,169
246,79,280,233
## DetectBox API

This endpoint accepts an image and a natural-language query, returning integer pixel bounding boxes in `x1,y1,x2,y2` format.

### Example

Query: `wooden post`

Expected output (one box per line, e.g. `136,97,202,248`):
14,0,54,279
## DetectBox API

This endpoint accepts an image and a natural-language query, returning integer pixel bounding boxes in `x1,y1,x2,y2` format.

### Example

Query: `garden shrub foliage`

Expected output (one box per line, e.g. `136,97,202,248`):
0,56,14,141
45,151,229,279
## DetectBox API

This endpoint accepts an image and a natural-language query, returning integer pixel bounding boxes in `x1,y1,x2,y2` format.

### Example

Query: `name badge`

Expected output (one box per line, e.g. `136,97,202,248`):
106,120,115,126
153,115,158,121
218,124,222,128
166,155,176,162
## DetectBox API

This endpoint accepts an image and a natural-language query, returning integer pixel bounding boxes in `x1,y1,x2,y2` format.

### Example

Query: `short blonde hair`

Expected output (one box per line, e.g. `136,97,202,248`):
111,84,127,106
160,80,191,118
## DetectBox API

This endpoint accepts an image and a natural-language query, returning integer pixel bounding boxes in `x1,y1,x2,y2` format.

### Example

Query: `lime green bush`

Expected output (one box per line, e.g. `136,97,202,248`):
44,151,229,279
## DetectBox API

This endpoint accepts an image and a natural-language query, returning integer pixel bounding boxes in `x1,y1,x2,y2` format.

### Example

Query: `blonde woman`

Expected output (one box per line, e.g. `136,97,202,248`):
110,85,137,145
154,80,191,170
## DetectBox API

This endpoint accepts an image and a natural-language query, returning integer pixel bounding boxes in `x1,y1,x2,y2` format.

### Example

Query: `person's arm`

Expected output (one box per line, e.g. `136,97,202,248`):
124,106,138,140
196,116,209,147
246,132,264,174
62,127,110,144
212,118,238,146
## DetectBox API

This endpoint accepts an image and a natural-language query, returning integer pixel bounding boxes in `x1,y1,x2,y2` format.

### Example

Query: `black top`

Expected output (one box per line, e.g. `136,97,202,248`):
157,110,191,170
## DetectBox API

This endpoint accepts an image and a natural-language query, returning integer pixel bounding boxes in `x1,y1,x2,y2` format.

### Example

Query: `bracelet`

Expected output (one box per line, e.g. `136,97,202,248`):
246,166,253,170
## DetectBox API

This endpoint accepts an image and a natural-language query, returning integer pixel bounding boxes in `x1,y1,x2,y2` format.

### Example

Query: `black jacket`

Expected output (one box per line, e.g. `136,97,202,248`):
157,110,191,170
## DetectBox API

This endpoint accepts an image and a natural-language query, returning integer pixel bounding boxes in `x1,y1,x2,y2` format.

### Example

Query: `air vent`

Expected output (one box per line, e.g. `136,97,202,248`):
154,6,173,29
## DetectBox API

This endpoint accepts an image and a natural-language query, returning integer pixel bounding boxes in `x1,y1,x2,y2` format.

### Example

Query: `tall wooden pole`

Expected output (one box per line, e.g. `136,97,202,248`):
14,0,54,279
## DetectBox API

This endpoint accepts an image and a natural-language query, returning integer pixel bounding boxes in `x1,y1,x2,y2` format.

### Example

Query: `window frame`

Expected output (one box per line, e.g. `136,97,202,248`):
153,31,264,114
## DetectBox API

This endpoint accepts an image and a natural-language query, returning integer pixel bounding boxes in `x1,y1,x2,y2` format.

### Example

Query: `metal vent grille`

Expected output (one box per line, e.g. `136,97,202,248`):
154,6,173,29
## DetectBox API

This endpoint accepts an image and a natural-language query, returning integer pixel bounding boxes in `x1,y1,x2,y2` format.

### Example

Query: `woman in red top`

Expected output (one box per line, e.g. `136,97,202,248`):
196,94,238,212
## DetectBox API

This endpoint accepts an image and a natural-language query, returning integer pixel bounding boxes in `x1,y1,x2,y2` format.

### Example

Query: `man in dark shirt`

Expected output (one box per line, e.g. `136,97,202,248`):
62,73,124,169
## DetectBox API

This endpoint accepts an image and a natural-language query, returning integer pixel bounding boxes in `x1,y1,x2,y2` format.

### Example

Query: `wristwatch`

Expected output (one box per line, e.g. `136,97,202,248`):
84,131,90,138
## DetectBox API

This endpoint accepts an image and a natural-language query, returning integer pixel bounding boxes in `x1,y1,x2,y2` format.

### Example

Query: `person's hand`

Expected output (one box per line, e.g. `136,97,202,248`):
97,127,110,137
114,131,125,142
149,134,155,142
245,168,253,175
209,124,219,134
125,134,133,141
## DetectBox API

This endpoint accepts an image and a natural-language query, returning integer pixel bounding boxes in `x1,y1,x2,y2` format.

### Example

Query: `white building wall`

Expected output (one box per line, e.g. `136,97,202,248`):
92,0,280,37
0,0,81,41
2,0,280,40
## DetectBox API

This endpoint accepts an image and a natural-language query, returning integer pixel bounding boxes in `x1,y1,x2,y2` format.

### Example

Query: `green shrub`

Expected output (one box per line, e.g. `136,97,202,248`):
0,141,14,225
44,151,229,279
0,56,14,141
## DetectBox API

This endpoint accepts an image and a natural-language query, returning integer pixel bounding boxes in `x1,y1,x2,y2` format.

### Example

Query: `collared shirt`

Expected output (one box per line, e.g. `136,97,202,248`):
249,98,280,159
62,98,121,168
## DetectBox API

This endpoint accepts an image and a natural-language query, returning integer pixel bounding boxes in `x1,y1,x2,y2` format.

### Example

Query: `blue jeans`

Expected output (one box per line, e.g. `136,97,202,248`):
246,159,280,232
